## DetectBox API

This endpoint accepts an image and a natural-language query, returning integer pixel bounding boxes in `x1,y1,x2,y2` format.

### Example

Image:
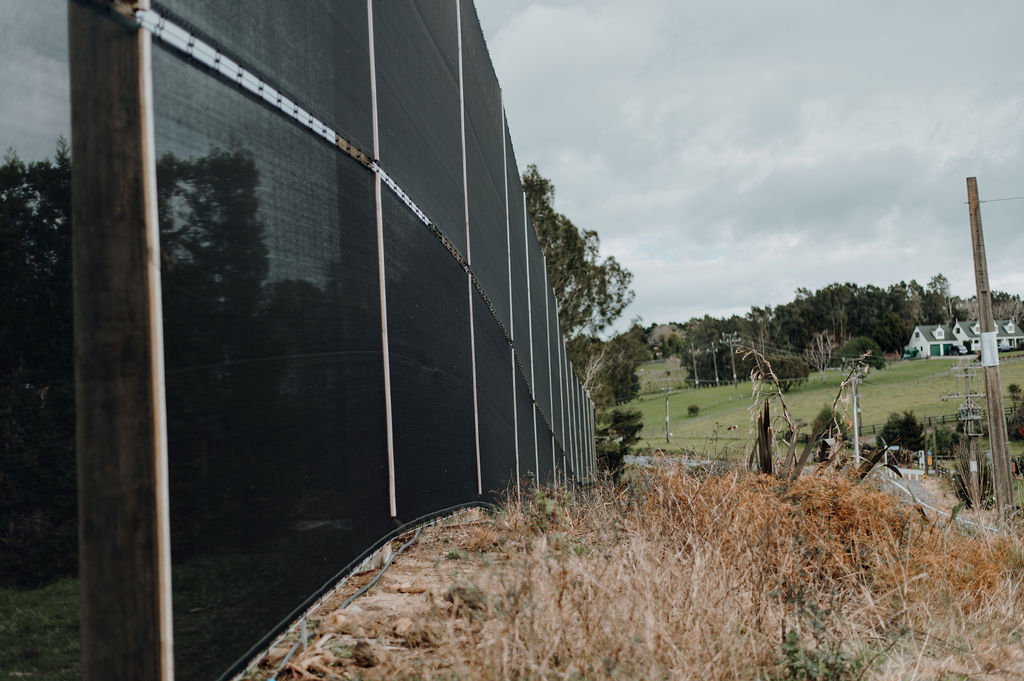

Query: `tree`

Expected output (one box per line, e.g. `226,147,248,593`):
1008,384,1024,441
877,411,925,452
810,404,850,461
871,310,907,354
926,273,953,324
837,336,885,370
523,165,639,419
803,331,834,383
811,405,849,442
732,350,810,393
570,322,648,408
933,426,965,456
992,292,1024,323
595,407,643,479
764,354,811,393
0,141,77,586
522,165,634,340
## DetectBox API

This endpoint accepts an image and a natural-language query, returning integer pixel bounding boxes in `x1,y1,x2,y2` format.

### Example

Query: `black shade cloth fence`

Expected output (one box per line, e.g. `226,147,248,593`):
2,1,596,679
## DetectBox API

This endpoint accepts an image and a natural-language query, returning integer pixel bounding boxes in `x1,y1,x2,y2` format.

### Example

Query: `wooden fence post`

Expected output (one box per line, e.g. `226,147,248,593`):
69,2,173,679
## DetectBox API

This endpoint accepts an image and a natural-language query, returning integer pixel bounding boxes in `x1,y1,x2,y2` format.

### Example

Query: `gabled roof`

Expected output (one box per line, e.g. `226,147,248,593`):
913,324,955,343
998,319,1022,337
952,320,978,339
952,319,1021,339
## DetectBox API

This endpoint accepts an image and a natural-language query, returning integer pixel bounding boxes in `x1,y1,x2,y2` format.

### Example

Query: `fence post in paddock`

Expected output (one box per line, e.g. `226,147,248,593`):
69,2,173,680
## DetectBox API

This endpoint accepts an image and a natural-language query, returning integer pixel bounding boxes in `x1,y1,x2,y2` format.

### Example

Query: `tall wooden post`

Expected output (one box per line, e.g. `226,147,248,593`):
966,177,1014,515
69,2,174,679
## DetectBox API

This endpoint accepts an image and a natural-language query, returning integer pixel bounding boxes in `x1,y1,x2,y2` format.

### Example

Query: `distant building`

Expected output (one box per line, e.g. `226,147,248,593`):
905,319,1022,358
906,324,958,358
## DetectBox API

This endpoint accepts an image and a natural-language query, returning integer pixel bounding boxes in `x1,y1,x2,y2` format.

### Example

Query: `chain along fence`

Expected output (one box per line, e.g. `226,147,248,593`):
2,2,596,679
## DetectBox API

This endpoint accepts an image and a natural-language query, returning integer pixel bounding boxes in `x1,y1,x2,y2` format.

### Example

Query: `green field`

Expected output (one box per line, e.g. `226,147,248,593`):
632,353,1024,458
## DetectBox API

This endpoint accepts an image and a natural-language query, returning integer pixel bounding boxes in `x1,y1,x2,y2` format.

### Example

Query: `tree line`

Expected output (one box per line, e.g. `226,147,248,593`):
646,276,1023,386
522,165,646,473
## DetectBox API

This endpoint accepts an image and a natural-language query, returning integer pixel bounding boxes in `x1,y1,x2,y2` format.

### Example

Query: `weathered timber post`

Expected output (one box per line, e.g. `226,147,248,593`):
966,176,1014,516
69,2,174,679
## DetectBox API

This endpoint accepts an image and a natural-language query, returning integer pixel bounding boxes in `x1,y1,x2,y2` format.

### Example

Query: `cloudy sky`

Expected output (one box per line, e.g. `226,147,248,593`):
474,0,1024,331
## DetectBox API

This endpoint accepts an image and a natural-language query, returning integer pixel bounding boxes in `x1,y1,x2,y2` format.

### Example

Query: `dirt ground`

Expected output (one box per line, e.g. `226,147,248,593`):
239,469,1017,681
245,509,502,680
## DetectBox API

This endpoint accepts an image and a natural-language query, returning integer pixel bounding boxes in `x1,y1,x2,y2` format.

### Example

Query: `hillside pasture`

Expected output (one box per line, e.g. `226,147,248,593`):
632,354,1024,457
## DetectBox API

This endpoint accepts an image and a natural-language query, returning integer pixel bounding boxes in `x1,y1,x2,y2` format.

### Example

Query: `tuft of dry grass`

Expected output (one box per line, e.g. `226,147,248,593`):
270,469,1024,681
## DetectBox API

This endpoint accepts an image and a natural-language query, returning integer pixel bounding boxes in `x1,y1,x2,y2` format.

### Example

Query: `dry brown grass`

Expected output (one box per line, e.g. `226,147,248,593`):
267,470,1024,681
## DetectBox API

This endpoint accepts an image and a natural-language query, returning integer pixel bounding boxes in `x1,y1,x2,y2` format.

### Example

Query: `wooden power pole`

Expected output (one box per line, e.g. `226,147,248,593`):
690,343,700,388
966,177,1014,515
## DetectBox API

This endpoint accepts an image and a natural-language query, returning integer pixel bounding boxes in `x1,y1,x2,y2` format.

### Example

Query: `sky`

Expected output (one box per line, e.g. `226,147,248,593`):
0,2,69,163
5,1,1023,334
474,0,1024,331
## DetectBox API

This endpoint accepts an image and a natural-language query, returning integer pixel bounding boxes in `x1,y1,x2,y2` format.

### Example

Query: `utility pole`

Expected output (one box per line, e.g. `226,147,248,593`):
711,341,720,386
690,342,700,388
851,371,861,465
721,332,739,385
943,359,983,506
664,385,670,444
967,177,1014,515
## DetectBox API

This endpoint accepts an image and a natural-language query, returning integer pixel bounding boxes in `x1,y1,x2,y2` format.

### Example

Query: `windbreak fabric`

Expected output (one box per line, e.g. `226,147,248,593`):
506,122,531,383
153,0,374,154
527,219,551,419
515,360,537,482
536,413,555,484
461,0,509,332
563,348,573,477
578,365,585,476
383,189,478,523
152,47,390,680
373,1,467,257
55,1,597,679
474,299,516,503
548,286,563,449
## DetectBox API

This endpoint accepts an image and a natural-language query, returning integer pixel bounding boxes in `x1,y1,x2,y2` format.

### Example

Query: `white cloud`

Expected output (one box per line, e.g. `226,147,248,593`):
476,0,1024,330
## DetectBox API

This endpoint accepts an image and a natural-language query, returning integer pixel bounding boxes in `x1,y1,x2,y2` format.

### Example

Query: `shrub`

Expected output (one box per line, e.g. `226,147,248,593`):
687,404,699,417
876,411,925,453
810,405,849,442
734,351,810,393
1008,383,1024,441
838,336,886,370
952,443,992,509
768,354,811,393
596,407,643,479
933,425,965,456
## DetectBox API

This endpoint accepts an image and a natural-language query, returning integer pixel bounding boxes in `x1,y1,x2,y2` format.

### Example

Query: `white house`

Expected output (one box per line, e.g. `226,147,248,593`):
906,319,1022,358
952,319,1023,352
906,324,959,358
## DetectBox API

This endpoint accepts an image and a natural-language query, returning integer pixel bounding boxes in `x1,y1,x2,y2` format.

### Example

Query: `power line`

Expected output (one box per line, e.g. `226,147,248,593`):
961,194,1024,204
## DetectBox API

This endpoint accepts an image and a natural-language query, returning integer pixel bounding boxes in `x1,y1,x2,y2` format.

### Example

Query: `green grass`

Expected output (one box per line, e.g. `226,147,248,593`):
0,579,79,681
0,552,282,681
633,354,1024,457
